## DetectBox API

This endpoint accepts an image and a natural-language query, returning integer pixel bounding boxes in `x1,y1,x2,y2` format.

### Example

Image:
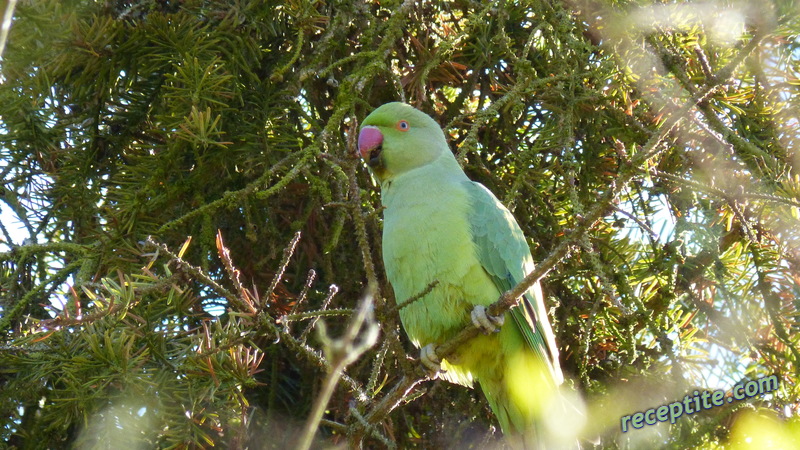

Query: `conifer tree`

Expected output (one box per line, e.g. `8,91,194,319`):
1,0,798,447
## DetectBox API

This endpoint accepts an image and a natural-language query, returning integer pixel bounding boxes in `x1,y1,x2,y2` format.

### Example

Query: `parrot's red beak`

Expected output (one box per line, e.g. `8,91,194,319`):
358,126,383,167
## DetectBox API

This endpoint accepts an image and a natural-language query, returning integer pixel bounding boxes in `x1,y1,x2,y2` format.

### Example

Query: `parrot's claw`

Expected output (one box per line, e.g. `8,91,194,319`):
420,344,442,376
471,305,504,334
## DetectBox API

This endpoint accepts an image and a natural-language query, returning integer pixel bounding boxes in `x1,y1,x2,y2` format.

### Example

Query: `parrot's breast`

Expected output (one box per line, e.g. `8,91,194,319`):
380,162,503,382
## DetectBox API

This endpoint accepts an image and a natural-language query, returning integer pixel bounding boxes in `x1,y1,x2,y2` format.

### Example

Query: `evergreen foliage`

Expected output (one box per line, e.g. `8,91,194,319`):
1,0,798,447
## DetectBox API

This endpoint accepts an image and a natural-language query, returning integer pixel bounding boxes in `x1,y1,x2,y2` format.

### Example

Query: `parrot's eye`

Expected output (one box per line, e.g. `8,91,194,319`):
396,120,410,131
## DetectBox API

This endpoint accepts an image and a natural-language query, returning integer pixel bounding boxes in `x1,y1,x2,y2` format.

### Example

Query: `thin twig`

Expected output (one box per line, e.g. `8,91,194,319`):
366,337,391,395
282,269,317,334
392,280,439,313
612,205,659,241
144,237,242,310
265,231,302,306
300,284,339,343
281,308,354,322
346,158,379,288
296,291,378,450
349,406,396,449
296,269,317,307
216,231,256,314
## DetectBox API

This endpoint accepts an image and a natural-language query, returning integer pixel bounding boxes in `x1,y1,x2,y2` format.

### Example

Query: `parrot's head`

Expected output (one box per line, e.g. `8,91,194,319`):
358,102,449,183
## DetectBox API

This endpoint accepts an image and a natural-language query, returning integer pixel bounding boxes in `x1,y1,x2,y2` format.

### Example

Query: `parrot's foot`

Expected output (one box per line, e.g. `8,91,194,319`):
471,305,504,334
420,344,443,376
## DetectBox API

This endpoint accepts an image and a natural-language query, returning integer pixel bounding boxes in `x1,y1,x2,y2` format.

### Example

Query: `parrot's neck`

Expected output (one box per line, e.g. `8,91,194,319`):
380,153,467,206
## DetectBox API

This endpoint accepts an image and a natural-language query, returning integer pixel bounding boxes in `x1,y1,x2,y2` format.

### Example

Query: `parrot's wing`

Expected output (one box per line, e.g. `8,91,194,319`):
465,181,563,383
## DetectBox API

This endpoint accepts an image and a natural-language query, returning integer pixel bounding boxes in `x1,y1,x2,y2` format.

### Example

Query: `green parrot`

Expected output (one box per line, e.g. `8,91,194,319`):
358,102,564,445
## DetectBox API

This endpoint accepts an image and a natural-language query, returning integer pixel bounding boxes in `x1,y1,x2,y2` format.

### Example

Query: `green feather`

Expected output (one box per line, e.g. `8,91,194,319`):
465,181,563,385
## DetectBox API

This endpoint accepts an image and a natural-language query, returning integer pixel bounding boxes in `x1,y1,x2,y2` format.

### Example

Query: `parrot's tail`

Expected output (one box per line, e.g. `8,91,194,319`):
479,377,545,449
477,349,562,449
